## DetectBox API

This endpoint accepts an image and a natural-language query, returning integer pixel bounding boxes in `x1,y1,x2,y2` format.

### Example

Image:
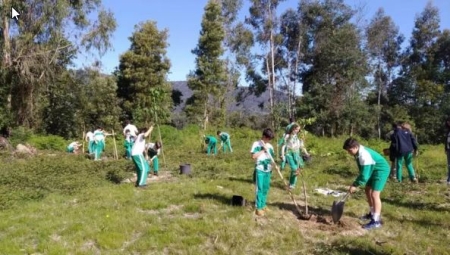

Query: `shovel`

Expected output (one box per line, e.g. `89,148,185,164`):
331,192,350,223
260,141,307,218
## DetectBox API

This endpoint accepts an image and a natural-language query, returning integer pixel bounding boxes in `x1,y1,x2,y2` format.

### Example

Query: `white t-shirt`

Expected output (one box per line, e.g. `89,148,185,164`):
93,130,105,142
86,131,94,141
131,134,146,156
123,124,138,137
250,141,275,172
68,142,78,149
146,143,161,155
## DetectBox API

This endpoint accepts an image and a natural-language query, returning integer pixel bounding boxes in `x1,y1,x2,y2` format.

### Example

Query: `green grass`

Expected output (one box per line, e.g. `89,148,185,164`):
1,125,450,254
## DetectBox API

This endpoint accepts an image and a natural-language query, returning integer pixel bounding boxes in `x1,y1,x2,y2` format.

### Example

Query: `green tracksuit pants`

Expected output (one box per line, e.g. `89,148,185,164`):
132,154,150,186
286,150,304,188
207,141,217,155
93,140,105,160
88,141,94,154
221,139,232,153
396,152,416,182
255,169,272,210
151,156,159,173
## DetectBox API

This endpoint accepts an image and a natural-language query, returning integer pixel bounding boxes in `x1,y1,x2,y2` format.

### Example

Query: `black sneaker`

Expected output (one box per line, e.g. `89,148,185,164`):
359,213,372,221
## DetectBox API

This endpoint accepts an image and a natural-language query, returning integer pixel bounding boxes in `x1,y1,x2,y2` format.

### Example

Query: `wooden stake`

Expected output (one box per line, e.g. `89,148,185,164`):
112,130,118,160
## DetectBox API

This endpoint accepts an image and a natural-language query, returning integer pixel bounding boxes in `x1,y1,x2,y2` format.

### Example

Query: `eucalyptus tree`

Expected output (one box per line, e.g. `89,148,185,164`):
0,0,116,128
116,21,172,126
392,2,443,143
246,0,285,129
366,8,404,138
186,0,227,129
299,0,368,136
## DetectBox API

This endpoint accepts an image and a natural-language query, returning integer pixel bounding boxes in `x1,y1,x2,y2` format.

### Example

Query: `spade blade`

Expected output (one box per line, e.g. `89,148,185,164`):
331,200,345,223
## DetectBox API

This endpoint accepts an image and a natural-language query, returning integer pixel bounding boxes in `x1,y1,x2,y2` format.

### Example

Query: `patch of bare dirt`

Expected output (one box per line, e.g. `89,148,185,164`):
273,201,367,237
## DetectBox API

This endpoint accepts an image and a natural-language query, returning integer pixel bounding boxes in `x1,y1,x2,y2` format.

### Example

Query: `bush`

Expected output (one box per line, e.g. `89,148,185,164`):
27,135,67,151
9,126,34,146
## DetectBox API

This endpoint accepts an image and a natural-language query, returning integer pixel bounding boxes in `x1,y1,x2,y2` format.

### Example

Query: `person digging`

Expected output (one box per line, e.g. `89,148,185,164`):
343,138,390,230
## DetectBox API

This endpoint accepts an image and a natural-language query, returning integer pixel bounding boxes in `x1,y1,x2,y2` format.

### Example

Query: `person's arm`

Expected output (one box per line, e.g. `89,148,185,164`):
352,164,373,187
144,126,154,138
410,133,418,152
251,141,268,160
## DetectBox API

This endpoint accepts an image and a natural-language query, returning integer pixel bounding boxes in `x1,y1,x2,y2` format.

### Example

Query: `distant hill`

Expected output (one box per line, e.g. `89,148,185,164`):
170,81,288,114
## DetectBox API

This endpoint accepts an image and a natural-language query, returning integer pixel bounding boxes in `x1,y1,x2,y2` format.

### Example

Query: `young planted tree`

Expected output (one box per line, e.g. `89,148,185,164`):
116,21,172,126
0,0,116,129
186,0,227,129
366,8,404,138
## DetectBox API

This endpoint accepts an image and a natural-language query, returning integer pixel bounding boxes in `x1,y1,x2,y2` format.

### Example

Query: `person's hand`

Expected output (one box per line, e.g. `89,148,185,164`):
280,155,285,161
348,186,357,194
414,150,419,157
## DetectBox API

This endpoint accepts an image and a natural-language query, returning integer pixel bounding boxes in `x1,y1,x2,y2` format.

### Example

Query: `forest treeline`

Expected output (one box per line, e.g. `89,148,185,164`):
0,0,448,144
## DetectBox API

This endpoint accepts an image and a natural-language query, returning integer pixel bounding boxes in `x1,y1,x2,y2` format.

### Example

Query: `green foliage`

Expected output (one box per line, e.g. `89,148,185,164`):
0,155,131,210
1,127,450,254
186,0,227,128
1,0,116,128
116,20,173,126
27,135,67,151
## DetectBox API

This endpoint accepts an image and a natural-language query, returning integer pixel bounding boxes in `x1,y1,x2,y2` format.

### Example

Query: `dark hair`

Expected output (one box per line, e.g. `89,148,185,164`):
125,129,130,133
155,141,162,148
217,131,221,135
125,120,131,125
97,126,102,130
139,127,148,133
392,122,401,129
289,117,294,123
262,128,274,140
288,123,300,134
343,138,359,150
0,126,10,138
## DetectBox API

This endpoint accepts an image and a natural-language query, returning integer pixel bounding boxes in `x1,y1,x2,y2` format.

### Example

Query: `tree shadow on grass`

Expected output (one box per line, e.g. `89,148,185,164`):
331,245,392,255
193,193,232,206
227,177,253,184
323,165,354,178
383,197,449,212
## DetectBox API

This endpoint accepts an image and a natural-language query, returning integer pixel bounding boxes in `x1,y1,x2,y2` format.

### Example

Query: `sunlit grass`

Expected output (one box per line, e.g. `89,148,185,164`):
0,125,449,254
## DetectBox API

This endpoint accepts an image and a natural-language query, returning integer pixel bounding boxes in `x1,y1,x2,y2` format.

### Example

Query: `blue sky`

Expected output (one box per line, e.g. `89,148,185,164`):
74,0,450,82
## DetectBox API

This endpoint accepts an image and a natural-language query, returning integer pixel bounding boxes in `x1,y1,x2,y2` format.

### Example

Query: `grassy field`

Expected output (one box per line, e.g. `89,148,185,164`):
1,125,450,255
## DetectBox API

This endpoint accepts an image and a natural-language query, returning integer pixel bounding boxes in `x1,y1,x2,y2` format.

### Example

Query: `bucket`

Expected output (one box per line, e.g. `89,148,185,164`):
180,164,191,175
231,195,246,206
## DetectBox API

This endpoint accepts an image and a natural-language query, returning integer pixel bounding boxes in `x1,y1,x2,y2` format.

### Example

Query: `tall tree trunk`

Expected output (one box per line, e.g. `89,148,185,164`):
377,64,382,139
269,34,275,130
2,10,11,111
203,100,208,130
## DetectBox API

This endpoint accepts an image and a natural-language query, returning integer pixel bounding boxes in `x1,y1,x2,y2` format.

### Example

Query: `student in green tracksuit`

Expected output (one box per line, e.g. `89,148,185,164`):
66,141,81,154
204,135,217,155
124,129,133,159
93,127,106,160
132,126,154,188
217,131,232,153
85,130,94,154
146,141,162,176
278,119,296,170
251,128,275,216
343,138,390,230
280,123,305,189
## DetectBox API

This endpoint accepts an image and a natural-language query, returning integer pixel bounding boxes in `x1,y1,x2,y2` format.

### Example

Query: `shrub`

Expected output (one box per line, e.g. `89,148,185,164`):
27,135,67,151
